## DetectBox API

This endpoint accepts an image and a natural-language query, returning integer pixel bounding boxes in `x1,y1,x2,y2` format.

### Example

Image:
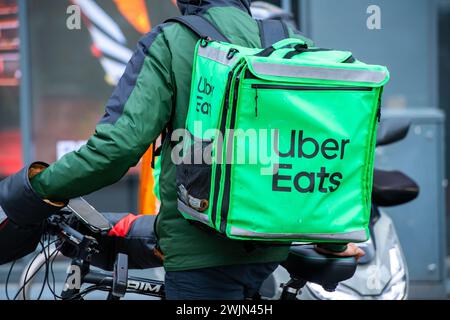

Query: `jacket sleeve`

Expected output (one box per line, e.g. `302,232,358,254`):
31,25,174,201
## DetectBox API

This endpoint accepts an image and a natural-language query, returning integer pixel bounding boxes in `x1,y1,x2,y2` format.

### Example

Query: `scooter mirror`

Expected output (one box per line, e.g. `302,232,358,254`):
376,120,411,147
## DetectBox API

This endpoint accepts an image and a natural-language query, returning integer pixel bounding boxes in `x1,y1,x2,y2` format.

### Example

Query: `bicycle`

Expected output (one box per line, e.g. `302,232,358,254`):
6,198,357,300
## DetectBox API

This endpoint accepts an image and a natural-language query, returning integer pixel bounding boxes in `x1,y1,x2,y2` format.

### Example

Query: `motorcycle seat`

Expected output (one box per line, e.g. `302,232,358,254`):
281,245,357,291
372,169,419,207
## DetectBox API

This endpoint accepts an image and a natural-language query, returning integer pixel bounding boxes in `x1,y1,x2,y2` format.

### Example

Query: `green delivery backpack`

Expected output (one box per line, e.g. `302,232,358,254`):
167,15,389,243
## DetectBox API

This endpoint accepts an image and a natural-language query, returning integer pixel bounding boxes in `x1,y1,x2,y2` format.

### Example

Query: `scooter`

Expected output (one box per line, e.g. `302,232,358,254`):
261,120,419,300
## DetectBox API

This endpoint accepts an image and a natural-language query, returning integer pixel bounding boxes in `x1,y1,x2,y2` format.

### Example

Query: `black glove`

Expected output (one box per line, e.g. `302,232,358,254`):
0,207,44,264
0,162,68,265
60,212,162,271
93,213,162,270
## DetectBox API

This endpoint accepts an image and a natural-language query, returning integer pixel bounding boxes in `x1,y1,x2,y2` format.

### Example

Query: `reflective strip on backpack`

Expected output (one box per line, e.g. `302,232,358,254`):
251,62,387,84
198,46,239,66
230,227,367,242
177,199,210,225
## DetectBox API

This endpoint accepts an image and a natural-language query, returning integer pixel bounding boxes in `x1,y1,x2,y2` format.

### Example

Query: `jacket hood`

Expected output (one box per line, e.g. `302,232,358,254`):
176,0,251,16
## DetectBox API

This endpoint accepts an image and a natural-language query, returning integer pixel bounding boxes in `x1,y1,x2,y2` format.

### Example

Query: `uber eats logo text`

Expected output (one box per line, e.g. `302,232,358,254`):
170,123,351,184
196,77,214,116
272,130,350,194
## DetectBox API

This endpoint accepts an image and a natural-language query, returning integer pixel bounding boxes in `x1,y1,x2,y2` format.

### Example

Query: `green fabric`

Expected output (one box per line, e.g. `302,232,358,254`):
179,38,388,242
153,157,161,201
31,6,309,271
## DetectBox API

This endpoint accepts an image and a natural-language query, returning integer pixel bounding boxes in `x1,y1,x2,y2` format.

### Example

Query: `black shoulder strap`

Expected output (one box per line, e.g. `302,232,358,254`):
165,15,230,42
257,19,289,47
152,15,229,169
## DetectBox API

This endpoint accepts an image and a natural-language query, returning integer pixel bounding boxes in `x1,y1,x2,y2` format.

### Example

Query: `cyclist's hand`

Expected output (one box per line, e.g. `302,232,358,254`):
28,163,66,208
315,243,365,260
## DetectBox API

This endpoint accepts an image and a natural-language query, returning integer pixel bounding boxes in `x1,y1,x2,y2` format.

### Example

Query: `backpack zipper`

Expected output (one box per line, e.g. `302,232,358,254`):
254,87,258,117
211,65,242,229
376,101,381,122
224,70,234,109
376,87,384,122
251,84,373,91
219,69,242,233
252,84,373,117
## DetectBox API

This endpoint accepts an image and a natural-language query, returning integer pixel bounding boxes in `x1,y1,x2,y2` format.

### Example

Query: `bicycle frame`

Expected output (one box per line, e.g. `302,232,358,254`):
12,202,357,300
17,247,165,300
61,258,165,300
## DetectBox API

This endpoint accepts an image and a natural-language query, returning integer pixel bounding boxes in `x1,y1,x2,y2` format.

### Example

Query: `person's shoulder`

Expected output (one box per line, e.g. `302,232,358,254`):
137,21,180,52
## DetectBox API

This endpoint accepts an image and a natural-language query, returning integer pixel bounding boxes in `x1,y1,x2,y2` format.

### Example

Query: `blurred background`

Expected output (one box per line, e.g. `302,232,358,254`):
0,0,448,299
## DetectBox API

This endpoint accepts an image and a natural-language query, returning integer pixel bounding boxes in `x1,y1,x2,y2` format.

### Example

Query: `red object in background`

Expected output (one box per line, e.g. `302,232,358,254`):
90,44,102,58
0,129,22,177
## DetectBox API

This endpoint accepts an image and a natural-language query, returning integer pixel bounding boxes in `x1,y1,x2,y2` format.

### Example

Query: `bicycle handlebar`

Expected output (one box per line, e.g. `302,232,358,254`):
42,202,357,300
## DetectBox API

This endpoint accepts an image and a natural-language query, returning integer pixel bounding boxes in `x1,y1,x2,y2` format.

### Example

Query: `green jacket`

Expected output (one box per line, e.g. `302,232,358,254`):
31,0,312,271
